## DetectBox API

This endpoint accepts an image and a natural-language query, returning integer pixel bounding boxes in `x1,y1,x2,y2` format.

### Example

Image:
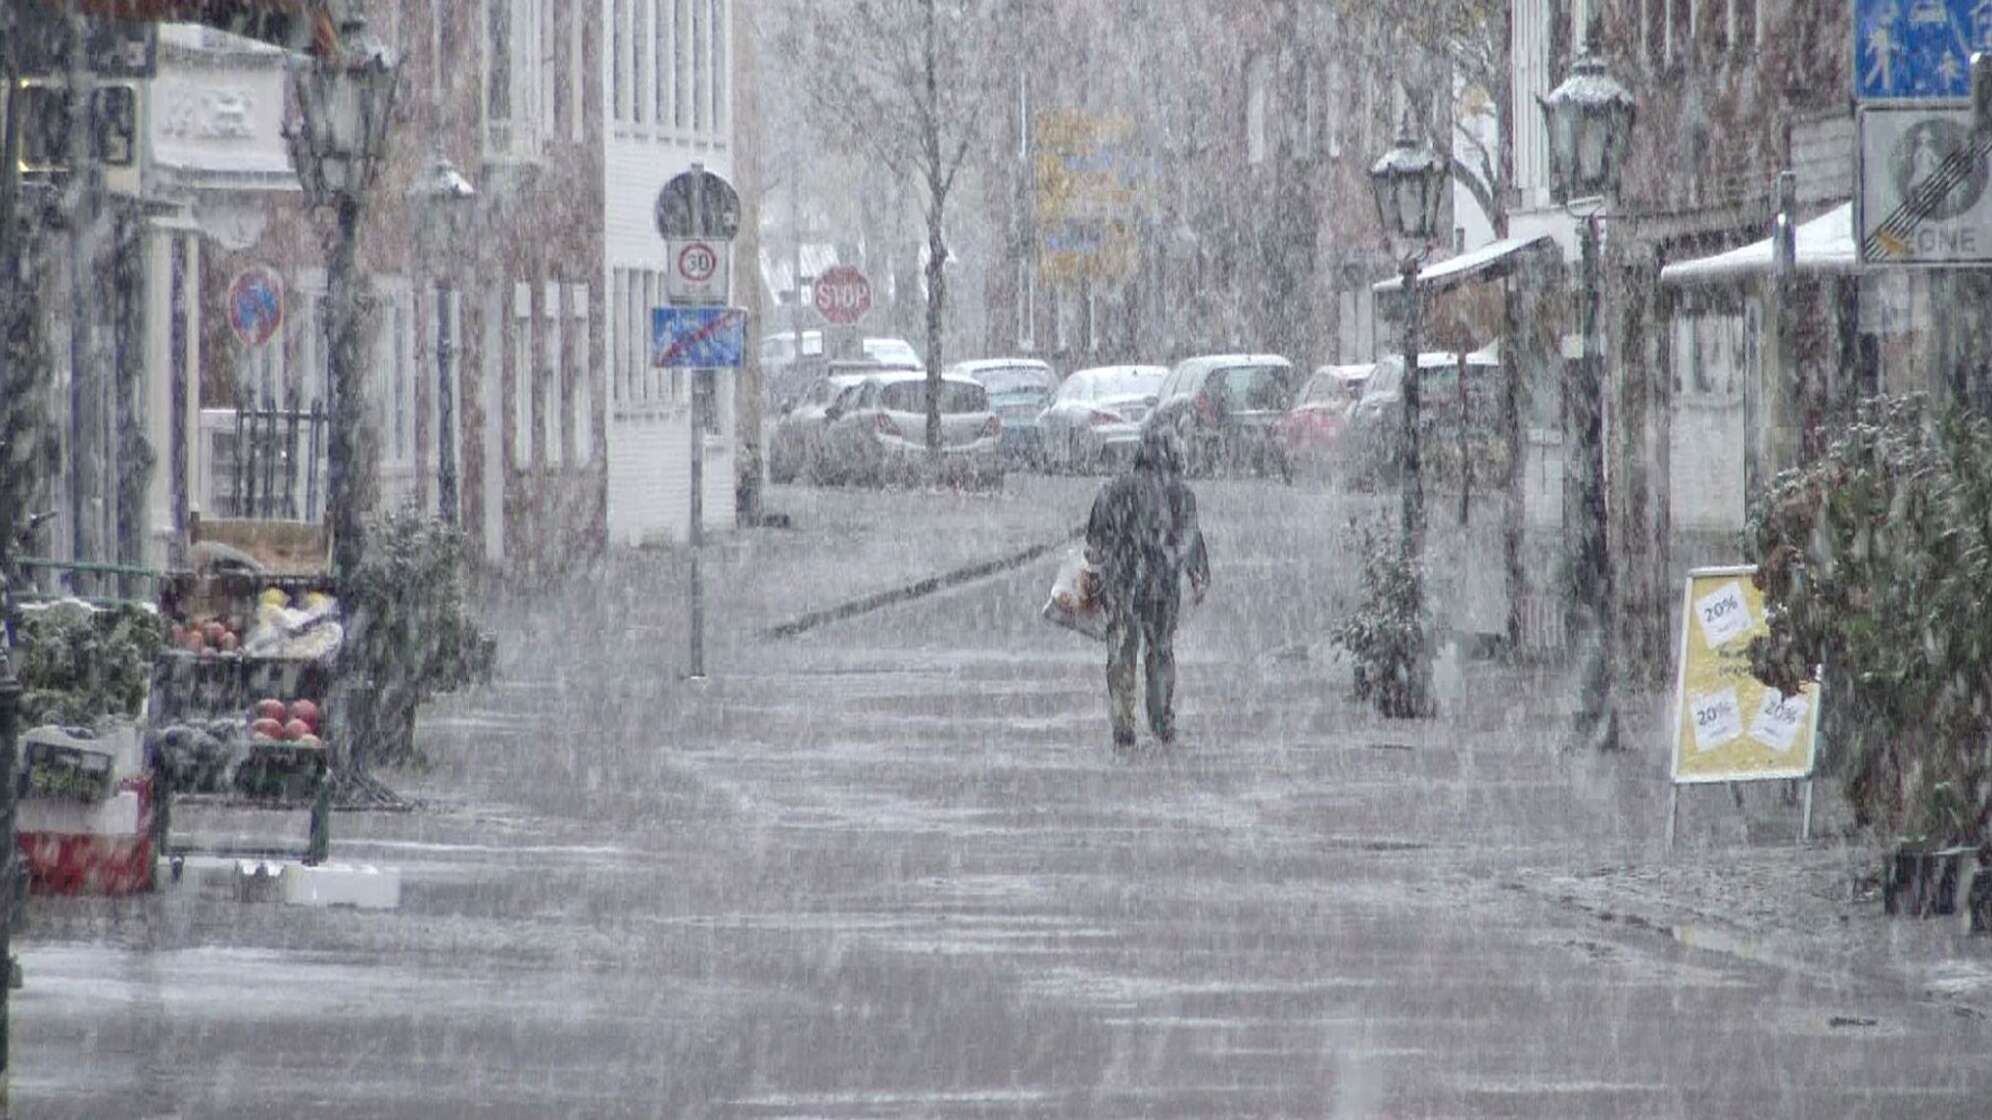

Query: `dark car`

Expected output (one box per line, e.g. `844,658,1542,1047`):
1151,354,1299,480
1347,350,1504,486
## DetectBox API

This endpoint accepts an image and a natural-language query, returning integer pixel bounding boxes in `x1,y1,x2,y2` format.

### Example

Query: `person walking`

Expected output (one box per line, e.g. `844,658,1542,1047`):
1085,418,1210,751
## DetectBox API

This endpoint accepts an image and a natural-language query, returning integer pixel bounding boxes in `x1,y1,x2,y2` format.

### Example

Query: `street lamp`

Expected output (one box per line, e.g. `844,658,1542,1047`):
283,10,400,778
1539,51,1635,752
1368,114,1449,717
409,151,476,524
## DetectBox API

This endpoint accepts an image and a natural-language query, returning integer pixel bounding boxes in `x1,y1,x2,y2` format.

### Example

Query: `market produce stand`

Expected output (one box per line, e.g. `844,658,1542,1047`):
145,516,341,869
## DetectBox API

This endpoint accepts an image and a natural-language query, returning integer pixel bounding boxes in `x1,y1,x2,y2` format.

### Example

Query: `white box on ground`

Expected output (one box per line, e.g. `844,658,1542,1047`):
280,862,401,910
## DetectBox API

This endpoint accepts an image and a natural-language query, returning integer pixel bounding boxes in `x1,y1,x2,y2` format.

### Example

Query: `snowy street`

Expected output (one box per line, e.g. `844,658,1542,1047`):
14,478,1988,1118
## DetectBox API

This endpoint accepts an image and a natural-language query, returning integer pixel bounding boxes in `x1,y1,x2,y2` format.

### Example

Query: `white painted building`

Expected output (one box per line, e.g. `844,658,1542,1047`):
602,0,741,547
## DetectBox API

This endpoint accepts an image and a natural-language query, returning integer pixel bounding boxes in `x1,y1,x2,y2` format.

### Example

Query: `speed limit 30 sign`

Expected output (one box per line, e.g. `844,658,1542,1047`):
665,238,730,304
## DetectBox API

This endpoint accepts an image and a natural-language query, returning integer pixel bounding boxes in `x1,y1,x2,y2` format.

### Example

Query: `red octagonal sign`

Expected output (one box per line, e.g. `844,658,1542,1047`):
813,264,873,326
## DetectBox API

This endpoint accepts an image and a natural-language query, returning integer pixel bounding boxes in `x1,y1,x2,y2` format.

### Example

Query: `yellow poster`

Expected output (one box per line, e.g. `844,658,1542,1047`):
1669,565,1821,784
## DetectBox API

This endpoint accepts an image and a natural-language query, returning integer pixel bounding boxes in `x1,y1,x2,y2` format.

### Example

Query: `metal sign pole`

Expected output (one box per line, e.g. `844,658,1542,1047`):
687,164,709,680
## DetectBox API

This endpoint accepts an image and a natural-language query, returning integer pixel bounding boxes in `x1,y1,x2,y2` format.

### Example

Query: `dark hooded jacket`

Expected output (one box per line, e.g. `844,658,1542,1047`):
1085,425,1210,612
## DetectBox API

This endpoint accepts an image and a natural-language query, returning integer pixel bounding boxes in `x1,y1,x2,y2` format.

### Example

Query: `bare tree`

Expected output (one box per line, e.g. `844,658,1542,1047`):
1329,0,1512,238
780,0,998,451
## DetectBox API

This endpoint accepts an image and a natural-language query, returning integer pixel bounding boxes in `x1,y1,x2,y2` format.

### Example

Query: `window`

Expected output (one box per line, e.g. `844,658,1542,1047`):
484,0,543,159
1245,53,1268,164
675,0,691,131
613,0,626,121
692,0,708,132
543,280,563,467
1086,290,1100,352
569,284,593,465
654,0,670,127
710,0,728,133
880,381,987,414
635,0,650,126
1668,0,1692,68
539,0,556,137
1017,72,1030,161
1732,0,1758,51
570,8,585,140
433,4,452,103
1291,56,1315,161
513,281,534,465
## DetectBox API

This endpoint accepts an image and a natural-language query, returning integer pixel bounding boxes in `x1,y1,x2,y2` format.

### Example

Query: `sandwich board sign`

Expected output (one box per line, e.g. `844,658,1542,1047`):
1667,565,1824,848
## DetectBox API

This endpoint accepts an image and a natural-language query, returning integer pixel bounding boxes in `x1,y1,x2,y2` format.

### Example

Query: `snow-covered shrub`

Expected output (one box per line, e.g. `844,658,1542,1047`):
1332,524,1433,719
1749,395,1992,847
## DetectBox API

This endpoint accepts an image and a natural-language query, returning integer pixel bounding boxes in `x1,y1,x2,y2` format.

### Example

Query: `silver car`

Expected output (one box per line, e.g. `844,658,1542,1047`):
817,370,1004,489
768,372,875,484
1037,365,1167,473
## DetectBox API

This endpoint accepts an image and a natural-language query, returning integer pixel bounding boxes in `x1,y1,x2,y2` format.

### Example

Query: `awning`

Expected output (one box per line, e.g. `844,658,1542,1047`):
1372,234,1560,295
1658,202,1856,286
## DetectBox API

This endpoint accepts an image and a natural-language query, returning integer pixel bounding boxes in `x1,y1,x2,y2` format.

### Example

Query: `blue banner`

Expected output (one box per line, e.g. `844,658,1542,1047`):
651,307,745,369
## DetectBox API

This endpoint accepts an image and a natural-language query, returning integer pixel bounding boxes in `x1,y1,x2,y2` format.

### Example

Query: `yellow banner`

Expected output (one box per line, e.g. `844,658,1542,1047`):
1670,566,1821,784
1033,108,1141,285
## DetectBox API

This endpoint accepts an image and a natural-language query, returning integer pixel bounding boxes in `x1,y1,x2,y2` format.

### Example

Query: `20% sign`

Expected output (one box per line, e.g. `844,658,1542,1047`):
813,264,873,326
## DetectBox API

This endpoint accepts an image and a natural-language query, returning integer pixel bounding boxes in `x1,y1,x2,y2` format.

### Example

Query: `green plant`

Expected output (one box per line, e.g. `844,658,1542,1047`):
1331,524,1434,718
15,600,165,727
1749,395,1992,847
344,508,495,768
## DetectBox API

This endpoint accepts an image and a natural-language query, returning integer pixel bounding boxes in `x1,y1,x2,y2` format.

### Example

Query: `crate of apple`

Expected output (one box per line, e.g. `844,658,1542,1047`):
249,697,325,749
170,619,241,657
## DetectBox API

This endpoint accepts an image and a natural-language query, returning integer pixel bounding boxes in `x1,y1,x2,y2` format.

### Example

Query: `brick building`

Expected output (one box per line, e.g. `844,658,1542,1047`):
8,0,756,585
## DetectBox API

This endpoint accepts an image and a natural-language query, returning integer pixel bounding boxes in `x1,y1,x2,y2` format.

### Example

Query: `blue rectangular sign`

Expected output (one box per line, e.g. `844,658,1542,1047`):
1857,0,1992,100
651,306,745,368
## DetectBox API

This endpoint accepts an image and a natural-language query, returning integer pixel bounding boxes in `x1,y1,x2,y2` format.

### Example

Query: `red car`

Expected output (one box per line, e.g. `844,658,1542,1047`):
1275,365,1370,479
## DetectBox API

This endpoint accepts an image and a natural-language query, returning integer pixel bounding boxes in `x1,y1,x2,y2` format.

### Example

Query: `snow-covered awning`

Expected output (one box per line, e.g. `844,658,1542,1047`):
1658,202,1856,286
1372,234,1560,295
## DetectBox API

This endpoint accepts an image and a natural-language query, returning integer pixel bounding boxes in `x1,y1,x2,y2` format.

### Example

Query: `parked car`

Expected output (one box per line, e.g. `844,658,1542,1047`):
816,369,1003,489
1274,364,1371,479
1037,364,1168,473
1151,354,1299,480
945,358,1060,468
1347,350,1503,485
767,372,877,483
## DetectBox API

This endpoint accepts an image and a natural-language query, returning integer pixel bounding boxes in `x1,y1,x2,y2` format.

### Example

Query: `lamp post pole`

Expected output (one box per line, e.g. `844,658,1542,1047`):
1571,212,1616,751
1539,51,1635,752
436,282,457,524
1399,256,1425,561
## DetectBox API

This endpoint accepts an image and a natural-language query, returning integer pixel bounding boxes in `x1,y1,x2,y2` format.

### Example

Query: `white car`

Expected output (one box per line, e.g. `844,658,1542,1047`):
1037,364,1168,473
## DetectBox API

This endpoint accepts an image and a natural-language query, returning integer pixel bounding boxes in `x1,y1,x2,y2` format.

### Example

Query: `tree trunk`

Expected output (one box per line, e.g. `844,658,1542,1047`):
921,0,944,453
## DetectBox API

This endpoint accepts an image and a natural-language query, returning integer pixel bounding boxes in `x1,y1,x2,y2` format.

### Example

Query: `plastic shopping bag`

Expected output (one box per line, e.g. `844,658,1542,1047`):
1041,549,1112,642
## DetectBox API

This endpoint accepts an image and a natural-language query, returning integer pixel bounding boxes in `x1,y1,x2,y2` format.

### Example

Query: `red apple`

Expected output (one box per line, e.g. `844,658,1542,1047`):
283,718,310,741
218,631,239,652
296,733,323,749
250,717,286,740
255,699,288,722
180,629,206,653
202,621,226,646
288,699,320,730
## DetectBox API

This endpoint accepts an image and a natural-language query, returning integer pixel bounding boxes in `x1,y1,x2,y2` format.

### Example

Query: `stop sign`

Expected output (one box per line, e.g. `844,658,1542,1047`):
813,264,873,326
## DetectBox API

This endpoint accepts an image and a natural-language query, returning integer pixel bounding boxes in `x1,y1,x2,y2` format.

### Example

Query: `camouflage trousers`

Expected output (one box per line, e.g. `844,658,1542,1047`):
1106,598,1178,746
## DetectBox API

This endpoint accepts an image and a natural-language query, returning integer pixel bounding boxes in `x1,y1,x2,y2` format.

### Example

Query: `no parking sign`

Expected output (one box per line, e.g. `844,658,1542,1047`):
228,266,285,349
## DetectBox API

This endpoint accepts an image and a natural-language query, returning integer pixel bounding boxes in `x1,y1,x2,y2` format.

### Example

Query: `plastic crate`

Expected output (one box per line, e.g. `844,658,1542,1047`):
19,729,117,803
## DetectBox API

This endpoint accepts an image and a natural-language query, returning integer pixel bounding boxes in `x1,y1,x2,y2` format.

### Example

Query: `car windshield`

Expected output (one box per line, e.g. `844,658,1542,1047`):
973,366,1054,397
1075,369,1164,401
1301,376,1347,404
879,380,988,414
864,339,922,367
1210,365,1294,411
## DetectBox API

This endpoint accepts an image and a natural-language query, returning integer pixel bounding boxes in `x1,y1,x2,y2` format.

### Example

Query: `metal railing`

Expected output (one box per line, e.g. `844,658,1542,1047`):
224,398,329,523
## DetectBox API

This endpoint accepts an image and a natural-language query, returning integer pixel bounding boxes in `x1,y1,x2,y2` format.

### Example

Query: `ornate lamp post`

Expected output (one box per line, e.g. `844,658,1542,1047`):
409,152,476,524
283,9,400,778
1368,115,1450,716
1540,51,1636,751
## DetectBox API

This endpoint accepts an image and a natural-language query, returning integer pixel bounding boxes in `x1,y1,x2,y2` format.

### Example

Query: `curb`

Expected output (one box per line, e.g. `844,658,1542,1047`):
762,525,1084,639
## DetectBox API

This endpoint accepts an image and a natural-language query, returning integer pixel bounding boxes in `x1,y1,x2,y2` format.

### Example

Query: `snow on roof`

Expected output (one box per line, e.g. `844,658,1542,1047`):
1658,203,1857,285
1372,234,1559,294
